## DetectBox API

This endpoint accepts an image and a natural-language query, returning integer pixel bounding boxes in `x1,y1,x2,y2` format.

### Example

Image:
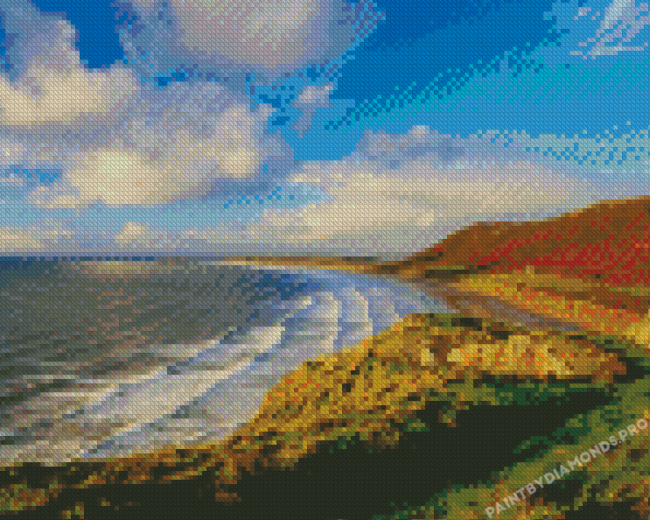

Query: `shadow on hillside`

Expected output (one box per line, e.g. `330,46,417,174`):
8,388,617,520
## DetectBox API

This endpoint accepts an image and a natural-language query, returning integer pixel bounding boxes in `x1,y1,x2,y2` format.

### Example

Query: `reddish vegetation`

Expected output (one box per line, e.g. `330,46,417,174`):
403,196,650,317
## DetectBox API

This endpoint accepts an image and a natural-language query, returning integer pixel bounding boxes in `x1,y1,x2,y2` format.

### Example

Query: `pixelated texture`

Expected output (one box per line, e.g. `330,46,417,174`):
0,0,649,519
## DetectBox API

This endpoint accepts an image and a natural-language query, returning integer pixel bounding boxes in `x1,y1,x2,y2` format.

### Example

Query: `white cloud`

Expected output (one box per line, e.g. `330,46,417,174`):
0,65,136,129
290,83,334,137
99,124,650,258
22,80,292,208
0,6,137,130
0,175,23,187
107,223,241,254
10,120,650,257
185,125,650,257
0,141,26,168
572,0,650,58
0,1,298,209
27,147,175,207
115,222,150,247
240,159,601,256
125,0,384,83
0,224,76,254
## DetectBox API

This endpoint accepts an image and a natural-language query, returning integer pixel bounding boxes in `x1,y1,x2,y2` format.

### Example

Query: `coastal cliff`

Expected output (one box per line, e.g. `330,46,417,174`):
2,197,650,519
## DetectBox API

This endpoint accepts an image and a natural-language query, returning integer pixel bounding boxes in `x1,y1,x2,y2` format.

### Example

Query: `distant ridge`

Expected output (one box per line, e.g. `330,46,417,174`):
403,196,650,284
393,196,650,332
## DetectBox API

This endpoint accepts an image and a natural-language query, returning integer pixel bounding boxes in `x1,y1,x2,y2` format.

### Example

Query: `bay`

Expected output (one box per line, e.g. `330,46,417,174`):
0,259,450,465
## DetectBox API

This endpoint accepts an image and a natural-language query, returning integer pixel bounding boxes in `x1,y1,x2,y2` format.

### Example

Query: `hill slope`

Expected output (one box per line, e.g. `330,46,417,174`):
394,196,650,342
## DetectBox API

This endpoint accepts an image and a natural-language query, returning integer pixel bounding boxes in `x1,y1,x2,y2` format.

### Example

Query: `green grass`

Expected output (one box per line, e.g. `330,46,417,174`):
372,372,649,520
0,311,635,517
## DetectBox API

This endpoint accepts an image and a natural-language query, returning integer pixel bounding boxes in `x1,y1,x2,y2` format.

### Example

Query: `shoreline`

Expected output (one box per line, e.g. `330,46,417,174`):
0,307,633,518
2,254,646,518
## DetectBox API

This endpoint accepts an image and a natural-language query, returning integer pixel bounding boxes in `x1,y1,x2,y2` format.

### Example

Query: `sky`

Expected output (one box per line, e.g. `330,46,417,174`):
0,0,649,260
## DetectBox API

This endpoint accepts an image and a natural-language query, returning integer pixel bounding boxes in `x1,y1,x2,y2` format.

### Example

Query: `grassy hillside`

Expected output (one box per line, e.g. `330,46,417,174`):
197,196,650,343
3,197,650,519
393,197,650,335
1,310,639,519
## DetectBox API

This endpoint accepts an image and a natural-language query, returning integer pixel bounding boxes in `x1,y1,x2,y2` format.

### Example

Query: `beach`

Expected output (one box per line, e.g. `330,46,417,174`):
1,250,649,519
0,258,448,467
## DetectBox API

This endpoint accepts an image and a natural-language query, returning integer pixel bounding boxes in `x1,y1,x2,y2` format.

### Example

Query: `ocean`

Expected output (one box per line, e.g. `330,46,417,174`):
0,259,450,466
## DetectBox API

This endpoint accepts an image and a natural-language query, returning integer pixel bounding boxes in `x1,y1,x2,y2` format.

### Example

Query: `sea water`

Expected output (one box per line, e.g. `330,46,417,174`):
0,259,450,466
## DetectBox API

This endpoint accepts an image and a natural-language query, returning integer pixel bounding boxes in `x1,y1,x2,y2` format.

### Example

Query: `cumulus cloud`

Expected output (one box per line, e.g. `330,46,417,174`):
0,3,137,130
0,223,77,254
0,65,136,129
1,0,646,257
121,0,384,86
22,80,292,208
101,125,648,258
1,1,299,209
115,222,151,248
290,83,334,137
26,147,175,207
0,140,25,167
241,160,600,256
8,124,649,257
246,126,647,257
572,0,650,58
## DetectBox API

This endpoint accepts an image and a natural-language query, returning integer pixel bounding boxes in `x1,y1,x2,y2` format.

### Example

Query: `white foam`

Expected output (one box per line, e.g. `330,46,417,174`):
1,269,447,465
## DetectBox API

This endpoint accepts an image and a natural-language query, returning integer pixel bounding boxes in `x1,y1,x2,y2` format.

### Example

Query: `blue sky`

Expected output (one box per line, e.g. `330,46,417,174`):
0,0,649,259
